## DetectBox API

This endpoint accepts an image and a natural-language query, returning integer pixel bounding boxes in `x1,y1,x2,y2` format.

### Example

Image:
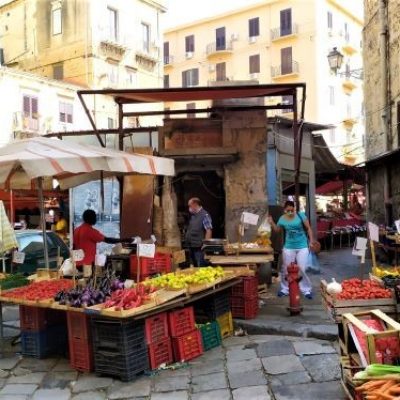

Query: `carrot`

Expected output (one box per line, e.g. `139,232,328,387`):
358,381,388,392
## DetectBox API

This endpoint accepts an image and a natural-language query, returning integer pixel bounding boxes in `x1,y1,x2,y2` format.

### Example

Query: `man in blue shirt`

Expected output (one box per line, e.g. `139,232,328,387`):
185,197,212,267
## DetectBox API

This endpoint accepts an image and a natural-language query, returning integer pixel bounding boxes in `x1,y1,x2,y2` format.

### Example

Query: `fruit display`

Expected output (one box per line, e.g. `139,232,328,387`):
336,279,392,300
372,266,400,278
143,267,226,290
2,279,73,301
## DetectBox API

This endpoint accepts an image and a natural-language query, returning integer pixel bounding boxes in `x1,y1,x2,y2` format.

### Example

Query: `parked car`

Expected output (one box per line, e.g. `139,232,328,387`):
6,230,70,275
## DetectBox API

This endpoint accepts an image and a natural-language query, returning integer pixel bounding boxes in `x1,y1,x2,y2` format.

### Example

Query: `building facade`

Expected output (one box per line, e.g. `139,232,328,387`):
363,0,400,224
163,0,364,164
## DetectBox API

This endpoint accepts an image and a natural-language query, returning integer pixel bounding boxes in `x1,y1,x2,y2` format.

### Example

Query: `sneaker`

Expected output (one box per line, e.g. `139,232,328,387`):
305,292,313,300
277,290,288,297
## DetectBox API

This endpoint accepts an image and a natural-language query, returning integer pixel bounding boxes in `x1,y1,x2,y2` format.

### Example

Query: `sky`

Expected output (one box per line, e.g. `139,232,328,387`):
164,0,261,29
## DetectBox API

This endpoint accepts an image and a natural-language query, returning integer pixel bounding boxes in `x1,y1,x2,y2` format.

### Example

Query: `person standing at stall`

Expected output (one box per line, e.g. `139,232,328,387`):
54,211,68,241
268,201,315,299
73,209,126,277
185,197,212,267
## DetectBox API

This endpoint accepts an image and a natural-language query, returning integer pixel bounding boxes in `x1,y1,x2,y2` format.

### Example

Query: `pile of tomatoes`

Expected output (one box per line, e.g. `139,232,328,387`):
336,278,392,300
2,280,73,301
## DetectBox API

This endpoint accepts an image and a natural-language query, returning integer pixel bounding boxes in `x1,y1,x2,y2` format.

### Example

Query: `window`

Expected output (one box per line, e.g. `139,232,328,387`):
327,11,333,29
108,118,115,129
185,35,195,53
282,95,292,113
329,85,335,106
187,103,196,118
281,47,292,74
249,17,259,37
182,68,199,87
164,74,170,88
164,41,170,64
329,128,336,143
107,7,118,41
249,54,260,74
59,102,73,124
126,68,137,86
142,22,150,53
216,62,226,81
53,64,63,80
216,27,226,50
22,95,38,130
108,63,119,85
52,7,62,35
280,8,292,36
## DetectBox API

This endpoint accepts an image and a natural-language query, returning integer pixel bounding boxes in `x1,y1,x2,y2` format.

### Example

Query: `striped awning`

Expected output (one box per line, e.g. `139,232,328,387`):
0,137,175,190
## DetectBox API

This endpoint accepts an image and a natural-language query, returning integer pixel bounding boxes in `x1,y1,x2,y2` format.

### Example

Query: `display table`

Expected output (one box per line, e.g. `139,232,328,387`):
207,254,274,265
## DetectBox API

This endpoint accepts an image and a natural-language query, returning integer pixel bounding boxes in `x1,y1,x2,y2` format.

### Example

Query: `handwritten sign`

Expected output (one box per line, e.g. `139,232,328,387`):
138,243,156,258
352,237,368,257
72,249,85,262
368,222,379,243
12,251,25,264
241,212,259,226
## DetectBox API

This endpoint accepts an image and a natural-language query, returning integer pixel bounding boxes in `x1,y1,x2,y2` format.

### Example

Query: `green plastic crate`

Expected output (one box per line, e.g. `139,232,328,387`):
199,321,222,351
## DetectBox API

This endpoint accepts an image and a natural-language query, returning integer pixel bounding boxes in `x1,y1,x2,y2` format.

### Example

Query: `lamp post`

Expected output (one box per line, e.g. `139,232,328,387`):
327,47,363,79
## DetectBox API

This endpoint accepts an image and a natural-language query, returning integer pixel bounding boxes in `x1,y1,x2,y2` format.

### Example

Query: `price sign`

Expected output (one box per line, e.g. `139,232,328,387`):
138,243,155,258
368,222,379,242
241,212,259,226
12,251,25,264
72,249,85,262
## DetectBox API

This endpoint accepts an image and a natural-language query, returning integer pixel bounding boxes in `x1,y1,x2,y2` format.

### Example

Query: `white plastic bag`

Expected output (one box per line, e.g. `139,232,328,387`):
59,258,76,276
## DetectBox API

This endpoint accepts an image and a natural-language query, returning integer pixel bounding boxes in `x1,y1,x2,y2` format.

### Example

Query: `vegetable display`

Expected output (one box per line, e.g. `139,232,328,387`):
102,283,157,310
355,379,400,399
0,274,29,290
336,279,392,300
2,279,73,301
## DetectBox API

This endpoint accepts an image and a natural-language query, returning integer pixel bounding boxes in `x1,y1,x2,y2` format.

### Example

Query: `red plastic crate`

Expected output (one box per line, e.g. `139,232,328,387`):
19,306,47,331
148,338,173,369
130,252,172,280
168,306,195,337
172,329,203,362
67,311,91,341
69,337,93,372
231,276,258,298
145,312,169,344
230,296,259,319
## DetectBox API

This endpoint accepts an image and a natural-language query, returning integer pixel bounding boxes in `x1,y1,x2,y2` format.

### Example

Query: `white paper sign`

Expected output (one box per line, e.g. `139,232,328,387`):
368,222,380,242
138,243,156,258
352,237,368,257
72,249,85,262
241,212,259,226
12,251,25,264
395,219,400,234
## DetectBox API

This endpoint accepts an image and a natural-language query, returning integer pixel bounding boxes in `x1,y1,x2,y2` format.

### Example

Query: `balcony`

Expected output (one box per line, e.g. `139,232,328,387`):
271,61,299,79
164,55,174,67
206,41,233,58
342,33,358,55
208,77,234,86
99,35,127,62
270,24,299,41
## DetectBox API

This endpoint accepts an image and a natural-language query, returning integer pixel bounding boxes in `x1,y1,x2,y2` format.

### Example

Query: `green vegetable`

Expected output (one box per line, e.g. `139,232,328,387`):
353,371,369,380
0,274,29,290
366,364,400,376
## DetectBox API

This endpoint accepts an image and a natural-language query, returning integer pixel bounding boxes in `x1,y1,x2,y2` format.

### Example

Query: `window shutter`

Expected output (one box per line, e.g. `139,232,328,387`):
249,55,260,74
23,96,30,116
280,9,292,36
193,68,199,86
281,47,292,74
182,71,187,87
67,103,73,123
164,42,169,57
216,27,226,50
31,97,38,119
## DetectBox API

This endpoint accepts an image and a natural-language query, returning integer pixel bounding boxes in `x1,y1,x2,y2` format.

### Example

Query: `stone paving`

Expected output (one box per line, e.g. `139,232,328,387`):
0,334,346,400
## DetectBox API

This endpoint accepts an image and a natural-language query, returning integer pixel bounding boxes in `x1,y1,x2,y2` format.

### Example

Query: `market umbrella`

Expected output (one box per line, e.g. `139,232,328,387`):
0,137,175,268
0,200,18,272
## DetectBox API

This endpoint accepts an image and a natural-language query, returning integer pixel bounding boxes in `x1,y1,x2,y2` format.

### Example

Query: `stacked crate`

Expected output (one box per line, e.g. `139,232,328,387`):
169,306,203,362
145,312,173,370
67,312,93,372
130,253,172,281
230,276,259,319
91,318,148,381
19,305,67,358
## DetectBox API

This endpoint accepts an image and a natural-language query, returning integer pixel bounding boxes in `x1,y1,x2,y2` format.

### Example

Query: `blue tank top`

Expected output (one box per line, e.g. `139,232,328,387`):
277,212,308,249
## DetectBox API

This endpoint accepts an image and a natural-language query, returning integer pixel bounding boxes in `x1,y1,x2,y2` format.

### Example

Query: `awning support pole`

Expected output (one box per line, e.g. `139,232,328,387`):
38,178,50,270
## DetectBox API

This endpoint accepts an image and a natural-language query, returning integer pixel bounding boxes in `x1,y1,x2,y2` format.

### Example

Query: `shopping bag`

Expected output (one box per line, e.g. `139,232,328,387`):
306,251,320,274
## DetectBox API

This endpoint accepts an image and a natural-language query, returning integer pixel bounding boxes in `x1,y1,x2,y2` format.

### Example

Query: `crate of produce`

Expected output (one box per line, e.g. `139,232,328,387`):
21,325,67,358
145,312,169,344
148,337,173,369
91,318,145,353
130,252,172,280
69,337,93,372
67,311,91,341
168,306,195,337
231,276,258,297
193,290,230,320
216,311,233,338
342,309,400,367
230,296,259,319
199,321,222,351
321,279,396,323
94,346,148,382
172,329,203,362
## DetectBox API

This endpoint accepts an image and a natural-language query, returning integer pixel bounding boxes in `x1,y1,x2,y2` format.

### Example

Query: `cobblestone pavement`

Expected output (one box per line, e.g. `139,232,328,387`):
0,334,346,400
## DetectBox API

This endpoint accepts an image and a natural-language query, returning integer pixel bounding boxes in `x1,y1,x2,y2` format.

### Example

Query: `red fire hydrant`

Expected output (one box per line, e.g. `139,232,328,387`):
286,263,303,316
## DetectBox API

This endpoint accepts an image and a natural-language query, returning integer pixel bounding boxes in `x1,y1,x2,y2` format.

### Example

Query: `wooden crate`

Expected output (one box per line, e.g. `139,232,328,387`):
320,280,396,323
342,309,400,367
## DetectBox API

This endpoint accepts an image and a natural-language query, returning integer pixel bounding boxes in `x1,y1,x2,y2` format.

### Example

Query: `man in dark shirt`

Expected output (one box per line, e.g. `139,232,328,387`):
184,198,212,267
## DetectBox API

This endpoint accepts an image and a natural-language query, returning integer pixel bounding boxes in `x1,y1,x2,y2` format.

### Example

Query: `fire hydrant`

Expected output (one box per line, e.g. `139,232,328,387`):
286,263,303,316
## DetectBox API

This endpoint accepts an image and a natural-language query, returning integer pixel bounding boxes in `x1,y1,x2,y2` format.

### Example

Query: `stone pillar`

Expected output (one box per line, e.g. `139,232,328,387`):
161,176,181,248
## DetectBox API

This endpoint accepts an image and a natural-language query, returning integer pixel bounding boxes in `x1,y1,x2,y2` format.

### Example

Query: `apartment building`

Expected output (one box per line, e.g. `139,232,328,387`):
163,0,364,164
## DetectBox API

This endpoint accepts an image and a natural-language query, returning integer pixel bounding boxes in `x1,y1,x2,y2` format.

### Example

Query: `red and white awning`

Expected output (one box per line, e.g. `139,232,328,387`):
0,137,175,190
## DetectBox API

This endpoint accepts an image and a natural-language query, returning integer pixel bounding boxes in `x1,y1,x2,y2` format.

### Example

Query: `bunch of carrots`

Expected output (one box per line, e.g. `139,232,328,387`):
356,380,400,399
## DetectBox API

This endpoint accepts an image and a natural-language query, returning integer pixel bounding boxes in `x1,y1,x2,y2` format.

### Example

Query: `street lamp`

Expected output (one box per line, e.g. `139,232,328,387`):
327,47,344,74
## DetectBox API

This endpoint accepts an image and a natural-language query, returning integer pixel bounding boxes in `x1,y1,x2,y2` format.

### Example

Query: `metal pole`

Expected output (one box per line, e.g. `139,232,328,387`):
118,103,124,151
293,90,300,209
38,178,50,269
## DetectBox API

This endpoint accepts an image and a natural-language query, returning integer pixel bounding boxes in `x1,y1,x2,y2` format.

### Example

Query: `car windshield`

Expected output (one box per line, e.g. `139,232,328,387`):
17,233,55,253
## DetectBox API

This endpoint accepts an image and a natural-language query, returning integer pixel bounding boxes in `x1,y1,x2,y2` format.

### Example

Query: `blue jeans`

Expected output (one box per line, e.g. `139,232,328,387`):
189,247,206,267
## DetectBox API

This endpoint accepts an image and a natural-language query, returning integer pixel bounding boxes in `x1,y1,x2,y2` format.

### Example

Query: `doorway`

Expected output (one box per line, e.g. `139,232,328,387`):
174,171,225,242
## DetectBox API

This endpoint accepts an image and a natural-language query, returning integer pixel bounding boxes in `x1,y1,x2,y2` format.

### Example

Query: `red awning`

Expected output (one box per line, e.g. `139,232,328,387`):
316,180,349,195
